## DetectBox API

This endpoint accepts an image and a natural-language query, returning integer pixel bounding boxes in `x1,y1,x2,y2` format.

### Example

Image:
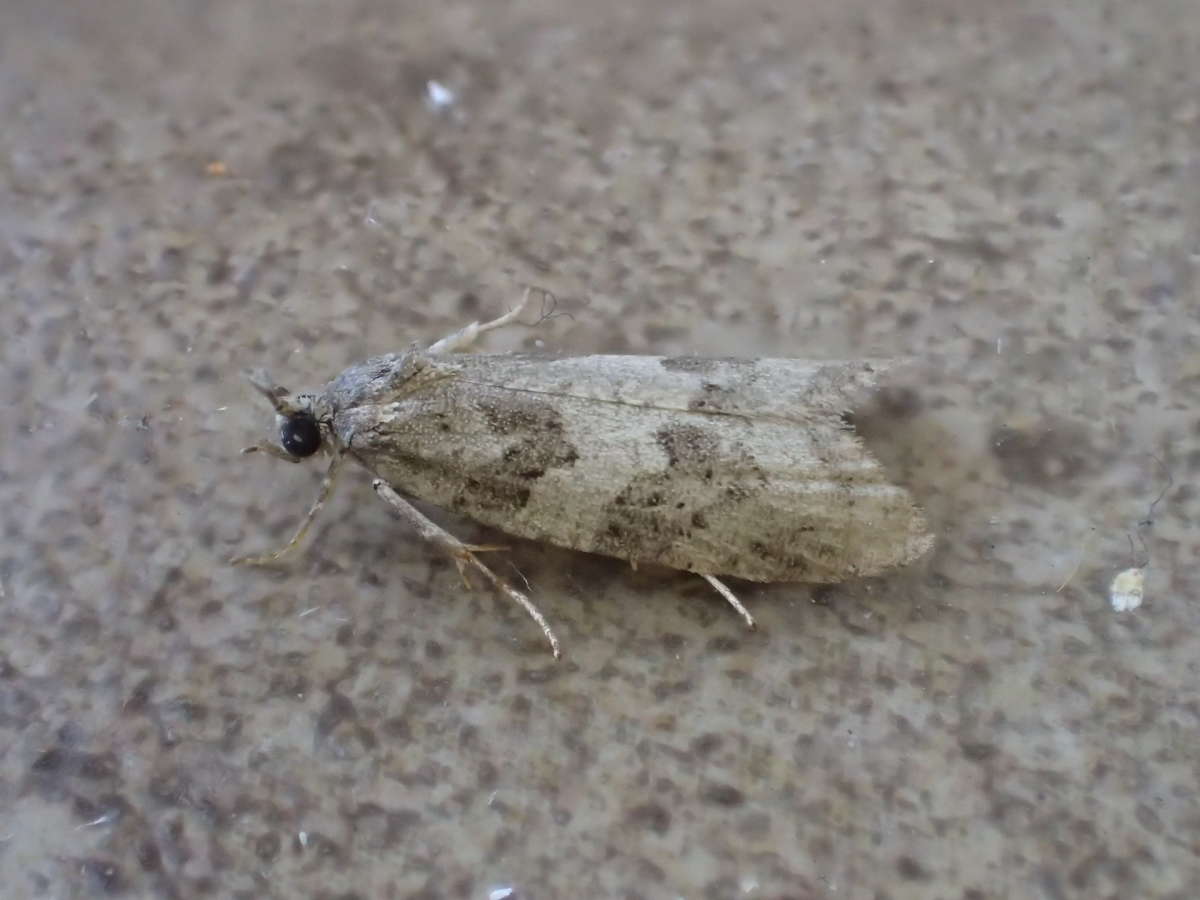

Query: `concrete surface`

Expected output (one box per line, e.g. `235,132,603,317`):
2,0,1197,897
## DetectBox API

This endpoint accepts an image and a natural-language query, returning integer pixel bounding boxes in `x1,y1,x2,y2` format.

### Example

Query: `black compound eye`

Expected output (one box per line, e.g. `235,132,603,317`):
280,413,321,458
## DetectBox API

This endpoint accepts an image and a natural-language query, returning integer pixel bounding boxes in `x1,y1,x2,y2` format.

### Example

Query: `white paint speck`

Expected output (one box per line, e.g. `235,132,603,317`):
298,831,309,848
426,80,457,110
75,813,112,829
1110,567,1145,612
488,887,514,900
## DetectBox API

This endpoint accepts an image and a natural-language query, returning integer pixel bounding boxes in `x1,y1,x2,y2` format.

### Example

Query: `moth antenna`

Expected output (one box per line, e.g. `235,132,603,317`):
531,286,574,324
244,368,305,416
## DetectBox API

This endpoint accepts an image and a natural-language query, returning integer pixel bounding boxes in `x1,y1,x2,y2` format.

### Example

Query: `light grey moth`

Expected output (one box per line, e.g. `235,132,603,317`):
235,291,933,657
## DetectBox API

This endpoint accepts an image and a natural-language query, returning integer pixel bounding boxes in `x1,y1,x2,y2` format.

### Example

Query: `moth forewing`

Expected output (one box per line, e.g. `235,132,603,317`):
447,353,896,424
340,355,932,584
237,293,933,657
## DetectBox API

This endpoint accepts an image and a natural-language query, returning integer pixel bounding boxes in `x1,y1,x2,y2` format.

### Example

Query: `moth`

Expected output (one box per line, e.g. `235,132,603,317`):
235,291,933,658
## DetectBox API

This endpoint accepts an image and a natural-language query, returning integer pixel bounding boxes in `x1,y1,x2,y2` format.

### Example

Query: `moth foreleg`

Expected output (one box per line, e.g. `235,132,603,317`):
241,441,302,463
371,480,562,659
231,455,343,565
701,574,757,630
425,287,536,355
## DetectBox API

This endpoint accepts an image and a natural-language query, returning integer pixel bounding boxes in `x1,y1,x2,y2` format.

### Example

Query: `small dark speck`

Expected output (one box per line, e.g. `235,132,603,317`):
875,78,905,102
1061,636,1090,655
316,692,356,737
810,586,837,606
32,747,66,772
77,752,118,780
255,832,281,862
690,733,724,757
207,255,231,284
705,636,740,654
517,665,561,685
381,717,412,742
874,386,923,420
1142,283,1175,304
137,840,162,872
124,677,156,713
80,859,123,893
699,781,744,807
897,855,930,880
1135,803,1163,834
627,802,671,834
660,633,686,652
959,741,998,762
652,679,692,701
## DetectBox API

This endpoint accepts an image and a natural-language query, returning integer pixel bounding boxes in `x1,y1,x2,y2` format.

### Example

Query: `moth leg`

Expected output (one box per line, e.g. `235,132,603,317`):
449,544,509,590
701,574,757,630
231,455,343,565
372,480,562,659
241,442,302,463
425,287,536,355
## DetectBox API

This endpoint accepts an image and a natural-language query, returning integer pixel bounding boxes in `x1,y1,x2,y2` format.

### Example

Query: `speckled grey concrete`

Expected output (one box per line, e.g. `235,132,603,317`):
3,1,1197,897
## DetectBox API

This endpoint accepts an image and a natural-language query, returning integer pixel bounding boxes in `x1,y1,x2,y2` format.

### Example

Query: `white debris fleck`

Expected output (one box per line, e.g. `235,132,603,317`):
426,80,457,110
488,887,515,900
75,813,113,829
1109,567,1145,612
298,831,309,848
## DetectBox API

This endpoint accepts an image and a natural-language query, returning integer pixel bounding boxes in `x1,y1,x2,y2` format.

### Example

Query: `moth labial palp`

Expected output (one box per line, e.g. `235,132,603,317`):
233,287,934,658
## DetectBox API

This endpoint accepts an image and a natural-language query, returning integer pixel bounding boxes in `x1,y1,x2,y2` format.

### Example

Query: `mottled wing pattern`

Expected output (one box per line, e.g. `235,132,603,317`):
449,353,894,424
340,355,932,583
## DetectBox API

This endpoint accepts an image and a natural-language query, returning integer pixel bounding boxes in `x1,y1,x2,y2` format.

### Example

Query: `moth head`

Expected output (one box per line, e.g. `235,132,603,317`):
244,369,325,461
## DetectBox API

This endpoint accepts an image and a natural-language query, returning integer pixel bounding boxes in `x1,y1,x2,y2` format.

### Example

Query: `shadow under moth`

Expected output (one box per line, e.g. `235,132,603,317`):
235,291,933,658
